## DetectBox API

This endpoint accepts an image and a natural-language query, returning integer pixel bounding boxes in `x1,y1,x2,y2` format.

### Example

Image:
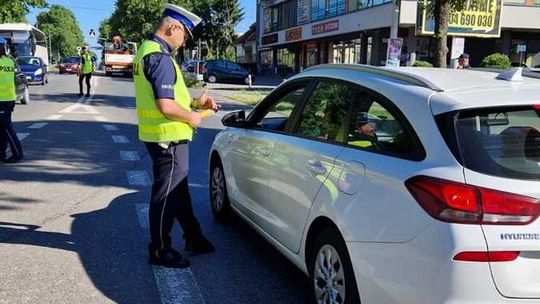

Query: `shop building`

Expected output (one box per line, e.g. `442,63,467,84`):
256,0,540,75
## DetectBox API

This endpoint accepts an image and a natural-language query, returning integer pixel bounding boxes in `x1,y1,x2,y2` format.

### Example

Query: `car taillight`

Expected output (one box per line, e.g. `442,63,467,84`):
453,251,520,262
533,104,540,110
405,176,540,225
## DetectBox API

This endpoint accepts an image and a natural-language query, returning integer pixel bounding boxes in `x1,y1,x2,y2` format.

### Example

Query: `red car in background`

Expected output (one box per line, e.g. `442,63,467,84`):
59,56,81,74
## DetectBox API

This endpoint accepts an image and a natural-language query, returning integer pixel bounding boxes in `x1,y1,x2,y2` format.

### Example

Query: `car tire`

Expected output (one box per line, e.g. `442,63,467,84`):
21,86,29,105
106,71,112,77
209,158,231,220
308,227,361,304
208,75,217,83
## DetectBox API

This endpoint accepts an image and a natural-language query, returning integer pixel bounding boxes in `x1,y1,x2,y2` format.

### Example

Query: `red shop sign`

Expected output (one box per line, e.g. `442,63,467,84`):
312,20,339,35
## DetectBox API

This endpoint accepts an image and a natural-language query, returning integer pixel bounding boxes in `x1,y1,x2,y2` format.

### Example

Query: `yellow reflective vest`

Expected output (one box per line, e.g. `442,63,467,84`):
81,53,93,74
0,56,16,102
133,40,193,142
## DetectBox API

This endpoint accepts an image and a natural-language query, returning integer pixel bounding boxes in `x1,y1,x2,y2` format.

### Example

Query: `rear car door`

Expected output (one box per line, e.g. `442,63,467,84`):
262,80,354,253
453,105,540,299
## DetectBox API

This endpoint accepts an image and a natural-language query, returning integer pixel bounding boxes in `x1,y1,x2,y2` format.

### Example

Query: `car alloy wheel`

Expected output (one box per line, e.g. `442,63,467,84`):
208,75,217,83
310,228,361,304
314,245,346,304
210,160,231,219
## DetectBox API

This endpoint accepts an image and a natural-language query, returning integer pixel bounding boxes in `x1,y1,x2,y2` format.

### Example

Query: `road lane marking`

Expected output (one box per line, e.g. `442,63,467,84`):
46,114,62,120
16,133,30,141
94,116,108,122
59,103,99,114
120,151,140,161
134,204,207,304
103,124,119,131
112,135,129,143
126,170,151,186
28,123,48,129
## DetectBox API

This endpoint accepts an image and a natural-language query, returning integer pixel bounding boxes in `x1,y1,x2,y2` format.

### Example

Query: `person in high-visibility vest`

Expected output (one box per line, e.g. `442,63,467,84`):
0,37,23,164
134,3,220,268
349,112,379,150
78,46,94,97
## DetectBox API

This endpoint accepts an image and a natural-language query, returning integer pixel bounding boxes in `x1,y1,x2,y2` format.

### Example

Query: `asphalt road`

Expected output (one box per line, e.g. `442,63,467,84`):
0,74,312,304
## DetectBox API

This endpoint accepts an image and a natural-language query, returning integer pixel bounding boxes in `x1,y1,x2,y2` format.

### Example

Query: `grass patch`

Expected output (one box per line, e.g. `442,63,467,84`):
229,90,269,105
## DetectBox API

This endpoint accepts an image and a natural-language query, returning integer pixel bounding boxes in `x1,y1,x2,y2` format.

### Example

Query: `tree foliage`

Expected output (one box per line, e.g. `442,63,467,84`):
36,5,85,62
424,0,483,68
100,0,243,61
0,0,47,23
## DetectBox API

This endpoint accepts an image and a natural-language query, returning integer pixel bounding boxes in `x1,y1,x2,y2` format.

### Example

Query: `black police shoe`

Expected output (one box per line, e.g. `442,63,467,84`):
148,247,190,268
3,156,23,164
85,93,90,97
185,236,215,254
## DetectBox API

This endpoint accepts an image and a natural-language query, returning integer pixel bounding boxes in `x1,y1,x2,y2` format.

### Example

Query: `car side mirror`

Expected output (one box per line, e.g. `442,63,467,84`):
222,110,246,128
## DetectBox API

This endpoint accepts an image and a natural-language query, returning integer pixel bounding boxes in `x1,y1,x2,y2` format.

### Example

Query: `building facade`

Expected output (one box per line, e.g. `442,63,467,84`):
256,0,540,75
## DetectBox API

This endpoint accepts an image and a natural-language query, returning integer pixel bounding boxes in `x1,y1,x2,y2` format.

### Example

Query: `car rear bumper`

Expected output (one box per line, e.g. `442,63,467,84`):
346,224,540,303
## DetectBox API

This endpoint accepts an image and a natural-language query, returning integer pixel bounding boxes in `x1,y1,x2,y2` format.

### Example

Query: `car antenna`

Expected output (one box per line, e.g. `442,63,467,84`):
496,67,524,82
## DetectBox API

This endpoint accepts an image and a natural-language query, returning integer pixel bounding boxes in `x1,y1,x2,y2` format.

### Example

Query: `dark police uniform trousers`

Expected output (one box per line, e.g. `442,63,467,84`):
145,141,203,251
0,101,23,160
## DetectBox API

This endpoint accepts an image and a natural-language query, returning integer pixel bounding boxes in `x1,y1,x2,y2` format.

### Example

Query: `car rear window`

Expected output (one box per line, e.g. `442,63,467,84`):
439,106,540,180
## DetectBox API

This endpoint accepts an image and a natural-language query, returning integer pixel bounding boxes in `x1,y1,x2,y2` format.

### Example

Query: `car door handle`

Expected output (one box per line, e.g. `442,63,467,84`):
308,163,327,176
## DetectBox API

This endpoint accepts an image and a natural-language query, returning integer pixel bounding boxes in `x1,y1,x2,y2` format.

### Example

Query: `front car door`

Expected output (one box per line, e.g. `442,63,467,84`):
226,81,311,222
262,80,355,253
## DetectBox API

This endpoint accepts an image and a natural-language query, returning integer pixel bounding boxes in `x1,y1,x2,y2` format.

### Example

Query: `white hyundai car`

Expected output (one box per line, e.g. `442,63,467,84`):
208,65,540,304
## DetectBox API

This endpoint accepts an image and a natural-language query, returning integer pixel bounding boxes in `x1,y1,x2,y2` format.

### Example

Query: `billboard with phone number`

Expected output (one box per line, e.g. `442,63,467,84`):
417,0,503,38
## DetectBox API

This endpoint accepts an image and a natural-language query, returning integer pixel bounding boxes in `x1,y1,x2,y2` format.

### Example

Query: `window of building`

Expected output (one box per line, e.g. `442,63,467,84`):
331,38,362,64
350,0,392,11
282,0,297,29
311,0,346,22
277,48,295,76
264,6,280,33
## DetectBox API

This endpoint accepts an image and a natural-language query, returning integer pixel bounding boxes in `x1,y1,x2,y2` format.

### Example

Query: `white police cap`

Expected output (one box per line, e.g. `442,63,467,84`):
163,3,202,38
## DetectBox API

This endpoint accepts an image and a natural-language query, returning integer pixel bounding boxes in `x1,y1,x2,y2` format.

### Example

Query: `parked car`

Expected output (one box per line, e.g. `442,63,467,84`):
58,56,80,74
209,65,540,303
203,59,252,84
181,60,205,73
15,67,29,104
16,56,48,85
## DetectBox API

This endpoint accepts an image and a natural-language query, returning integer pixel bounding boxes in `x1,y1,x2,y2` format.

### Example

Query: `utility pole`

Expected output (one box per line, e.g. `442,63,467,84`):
48,29,52,64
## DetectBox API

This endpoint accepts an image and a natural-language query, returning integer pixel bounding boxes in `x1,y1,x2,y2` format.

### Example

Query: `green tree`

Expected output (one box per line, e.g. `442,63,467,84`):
0,0,47,23
101,0,243,60
425,0,482,68
35,5,85,62
98,18,112,45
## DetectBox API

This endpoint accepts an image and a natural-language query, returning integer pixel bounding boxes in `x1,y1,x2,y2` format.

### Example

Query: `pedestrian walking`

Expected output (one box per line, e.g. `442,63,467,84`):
0,37,23,164
133,3,220,268
78,46,95,97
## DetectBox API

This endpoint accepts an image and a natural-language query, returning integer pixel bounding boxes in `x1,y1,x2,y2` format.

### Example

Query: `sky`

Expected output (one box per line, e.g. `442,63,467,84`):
28,0,256,47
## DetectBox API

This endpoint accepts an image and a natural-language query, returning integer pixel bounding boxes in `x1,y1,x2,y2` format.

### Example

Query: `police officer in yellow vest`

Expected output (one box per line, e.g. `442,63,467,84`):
134,4,220,268
78,46,94,97
0,37,23,164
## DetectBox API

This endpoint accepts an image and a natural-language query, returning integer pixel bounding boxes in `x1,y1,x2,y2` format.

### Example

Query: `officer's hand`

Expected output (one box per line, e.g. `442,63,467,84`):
198,89,221,111
188,112,203,128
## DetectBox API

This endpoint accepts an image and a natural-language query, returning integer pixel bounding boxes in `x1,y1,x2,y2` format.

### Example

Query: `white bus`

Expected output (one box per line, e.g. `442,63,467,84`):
0,23,49,65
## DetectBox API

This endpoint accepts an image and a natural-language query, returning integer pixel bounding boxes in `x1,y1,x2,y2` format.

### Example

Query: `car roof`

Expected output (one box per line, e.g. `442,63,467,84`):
294,64,540,114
